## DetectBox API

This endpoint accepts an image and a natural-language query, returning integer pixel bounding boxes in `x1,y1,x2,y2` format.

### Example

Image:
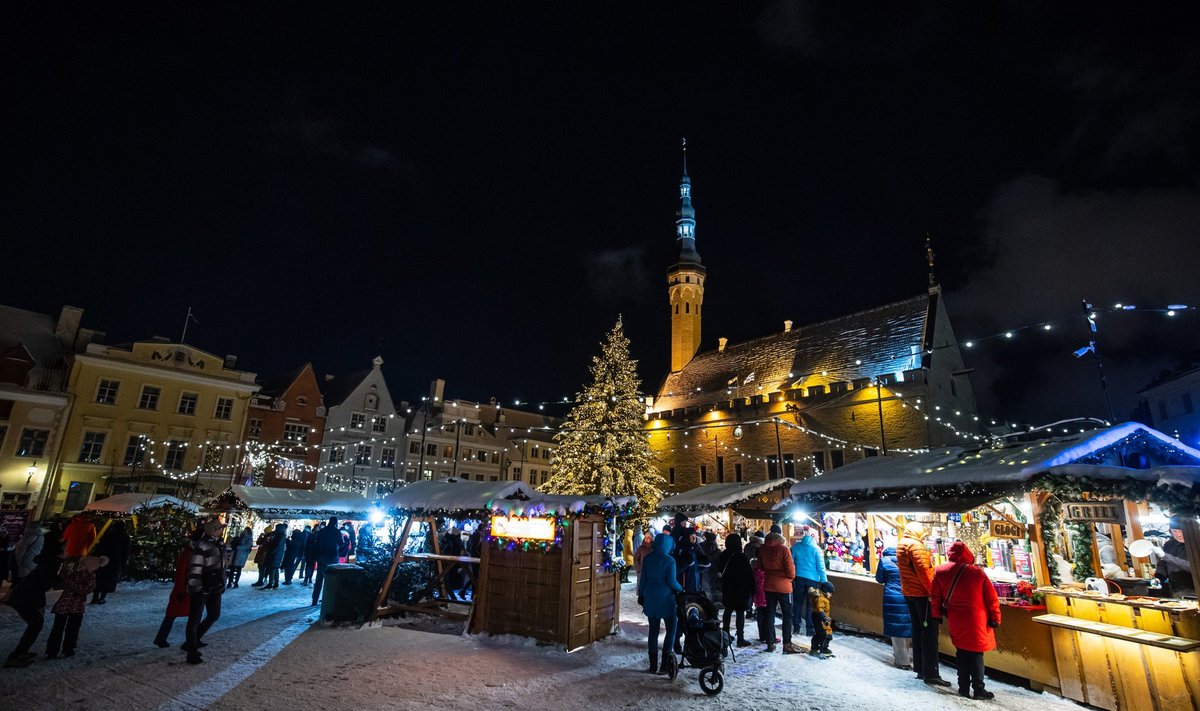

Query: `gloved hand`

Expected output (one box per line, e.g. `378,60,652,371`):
1151,546,1165,557
987,620,1000,628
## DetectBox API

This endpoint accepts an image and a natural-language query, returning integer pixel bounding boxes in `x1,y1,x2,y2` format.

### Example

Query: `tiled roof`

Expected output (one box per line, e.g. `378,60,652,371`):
257,364,309,397
319,369,370,408
0,305,64,368
654,294,931,411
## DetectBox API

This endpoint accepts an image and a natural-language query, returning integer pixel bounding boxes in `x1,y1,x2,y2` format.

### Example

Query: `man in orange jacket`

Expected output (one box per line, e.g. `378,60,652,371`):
758,526,803,653
895,522,949,686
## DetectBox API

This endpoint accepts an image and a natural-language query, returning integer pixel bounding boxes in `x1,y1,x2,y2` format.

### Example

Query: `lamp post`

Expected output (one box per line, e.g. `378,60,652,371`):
26,461,38,488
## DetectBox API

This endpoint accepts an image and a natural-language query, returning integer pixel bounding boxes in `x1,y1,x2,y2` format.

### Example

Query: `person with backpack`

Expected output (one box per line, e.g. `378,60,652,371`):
930,541,1001,700
717,533,755,648
46,555,107,658
3,544,62,668
896,522,949,686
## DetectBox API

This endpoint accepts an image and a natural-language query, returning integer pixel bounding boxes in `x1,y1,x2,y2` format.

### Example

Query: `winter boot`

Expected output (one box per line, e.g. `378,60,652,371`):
647,651,658,674
973,688,995,700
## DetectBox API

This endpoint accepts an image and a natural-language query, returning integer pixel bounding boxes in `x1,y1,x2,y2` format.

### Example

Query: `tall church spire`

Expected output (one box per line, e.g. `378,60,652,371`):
667,138,706,372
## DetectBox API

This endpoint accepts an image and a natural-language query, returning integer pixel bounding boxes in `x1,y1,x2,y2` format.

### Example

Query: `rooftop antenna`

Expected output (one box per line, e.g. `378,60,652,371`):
180,307,199,344
681,137,687,176
925,234,937,288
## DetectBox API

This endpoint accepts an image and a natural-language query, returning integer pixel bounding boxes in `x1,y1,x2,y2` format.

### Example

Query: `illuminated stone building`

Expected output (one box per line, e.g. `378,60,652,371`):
646,162,979,493
239,363,327,490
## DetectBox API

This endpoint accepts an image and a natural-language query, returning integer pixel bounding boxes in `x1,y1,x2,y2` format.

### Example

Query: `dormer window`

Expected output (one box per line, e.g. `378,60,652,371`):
365,393,379,411
297,396,308,406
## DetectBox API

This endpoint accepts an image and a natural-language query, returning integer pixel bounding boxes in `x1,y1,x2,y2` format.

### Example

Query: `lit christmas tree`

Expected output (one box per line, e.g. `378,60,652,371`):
543,318,663,521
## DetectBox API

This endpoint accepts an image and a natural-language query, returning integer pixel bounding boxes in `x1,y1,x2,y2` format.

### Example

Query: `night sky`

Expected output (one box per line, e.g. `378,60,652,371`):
4,5,1199,425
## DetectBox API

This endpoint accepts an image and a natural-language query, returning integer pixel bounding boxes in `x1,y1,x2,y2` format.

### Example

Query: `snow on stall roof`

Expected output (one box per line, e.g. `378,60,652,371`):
213,485,375,518
381,478,533,514
491,494,635,517
780,422,1200,504
85,492,200,514
658,479,797,513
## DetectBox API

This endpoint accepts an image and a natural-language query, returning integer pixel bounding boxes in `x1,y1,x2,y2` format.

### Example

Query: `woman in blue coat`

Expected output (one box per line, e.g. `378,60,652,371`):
638,533,683,674
875,546,914,669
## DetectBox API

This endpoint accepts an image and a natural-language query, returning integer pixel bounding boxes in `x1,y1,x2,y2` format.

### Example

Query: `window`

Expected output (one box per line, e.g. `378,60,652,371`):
513,468,522,482
202,444,222,470
214,397,234,420
373,416,388,433
405,466,417,482
350,413,366,429
700,465,707,484
491,452,501,464
1,492,32,510
178,392,198,415
409,441,420,454
463,423,475,436
812,451,826,473
138,385,161,410
124,436,146,467
783,453,795,478
16,428,49,457
274,458,304,482
476,450,488,462
78,432,106,464
767,457,779,480
541,471,548,485
164,440,187,470
1159,400,1169,421
531,445,540,458
64,481,93,511
441,444,454,458
283,423,309,444
830,449,845,469
95,379,120,404
355,444,373,465
329,446,346,464
1185,393,1195,415
247,418,263,440
716,456,725,483
668,467,675,485
462,447,473,460
425,443,437,456
735,463,743,482
381,447,396,468
542,449,551,460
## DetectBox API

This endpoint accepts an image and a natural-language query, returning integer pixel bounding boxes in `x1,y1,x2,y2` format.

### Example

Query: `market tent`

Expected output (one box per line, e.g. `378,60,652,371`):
780,422,1200,512
658,479,797,514
85,492,200,514
205,484,374,519
381,478,534,516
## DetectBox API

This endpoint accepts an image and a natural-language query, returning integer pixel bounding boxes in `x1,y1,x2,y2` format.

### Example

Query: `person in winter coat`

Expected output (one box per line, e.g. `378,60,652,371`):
717,533,755,647
790,529,827,636
638,533,684,675
184,519,228,664
226,527,254,588
3,544,62,668
282,527,306,585
744,530,765,562
341,522,357,560
808,580,835,657
698,531,721,602
46,555,106,658
896,522,949,686
62,514,97,558
675,531,710,593
14,522,47,581
262,523,288,589
930,541,1001,700
155,544,194,647
311,517,343,606
302,523,321,586
252,527,275,586
875,546,914,669
1153,517,1195,597
751,557,770,643
632,533,653,577
90,519,131,604
758,531,801,653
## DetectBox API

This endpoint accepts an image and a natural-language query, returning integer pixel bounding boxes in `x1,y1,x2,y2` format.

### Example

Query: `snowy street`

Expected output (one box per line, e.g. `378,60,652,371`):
1,576,1080,710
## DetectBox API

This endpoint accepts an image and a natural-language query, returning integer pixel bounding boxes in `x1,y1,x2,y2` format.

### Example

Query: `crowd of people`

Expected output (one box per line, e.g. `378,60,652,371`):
2,513,376,668
633,515,1004,701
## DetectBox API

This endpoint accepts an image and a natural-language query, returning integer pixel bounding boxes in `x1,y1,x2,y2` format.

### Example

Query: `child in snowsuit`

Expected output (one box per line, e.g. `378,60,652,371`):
751,557,771,644
809,580,835,657
47,555,107,658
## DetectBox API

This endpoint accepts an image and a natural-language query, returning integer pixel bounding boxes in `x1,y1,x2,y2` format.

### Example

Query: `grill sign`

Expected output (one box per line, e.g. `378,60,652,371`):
1062,501,1126,525
989,520,1025,540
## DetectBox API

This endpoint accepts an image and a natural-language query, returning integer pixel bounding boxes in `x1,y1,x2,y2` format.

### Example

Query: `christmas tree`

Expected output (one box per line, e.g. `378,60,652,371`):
543,318,663,521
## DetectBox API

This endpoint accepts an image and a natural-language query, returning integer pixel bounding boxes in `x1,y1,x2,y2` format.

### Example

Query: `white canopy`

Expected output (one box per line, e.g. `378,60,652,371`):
381,478,633,517
85,492,200,514
658,479,797,514
209,485,375,519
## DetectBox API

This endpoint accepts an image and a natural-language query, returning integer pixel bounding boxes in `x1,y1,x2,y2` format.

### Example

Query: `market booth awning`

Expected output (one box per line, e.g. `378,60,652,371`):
205,484,374,520
658,479,798,523
381,478,533,516
85,492,200,514
779,422,1200,514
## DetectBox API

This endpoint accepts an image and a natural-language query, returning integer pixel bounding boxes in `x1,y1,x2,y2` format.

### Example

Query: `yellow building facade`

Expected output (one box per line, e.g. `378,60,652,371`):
42,341,259,513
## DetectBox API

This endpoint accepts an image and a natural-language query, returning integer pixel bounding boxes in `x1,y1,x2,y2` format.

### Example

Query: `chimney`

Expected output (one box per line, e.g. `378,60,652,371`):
56,306,83,347
784,320,793,333
429,378,445,403
718,337,728,353
223,354,238,370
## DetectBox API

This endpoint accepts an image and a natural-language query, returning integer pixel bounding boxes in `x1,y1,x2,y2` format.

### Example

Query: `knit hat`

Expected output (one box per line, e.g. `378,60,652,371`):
769,524,782,535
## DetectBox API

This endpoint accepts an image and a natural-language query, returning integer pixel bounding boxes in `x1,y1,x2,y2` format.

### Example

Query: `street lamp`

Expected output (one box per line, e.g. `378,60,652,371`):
26,461,38,487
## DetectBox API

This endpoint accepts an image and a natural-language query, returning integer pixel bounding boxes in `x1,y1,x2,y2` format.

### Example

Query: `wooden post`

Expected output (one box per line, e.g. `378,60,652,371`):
429,518,450,601
1125,501,1150,575
1181,516,1200,598
1107,520,1125,573
866,514,878,575
1027,491,1052,587
371,513,415,619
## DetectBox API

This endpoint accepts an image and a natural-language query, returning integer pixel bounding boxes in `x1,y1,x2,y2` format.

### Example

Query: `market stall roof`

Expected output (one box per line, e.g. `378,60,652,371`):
205,485,374,519
85,492,200,514
658,479,798,514
779,422,1200,512
381,478,635,518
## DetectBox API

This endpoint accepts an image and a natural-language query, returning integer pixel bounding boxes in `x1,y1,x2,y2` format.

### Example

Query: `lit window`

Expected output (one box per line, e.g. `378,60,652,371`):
355,444,373,465
381,447,395,469
350,413,366,429
247,418,263,440
78,432,106,464
123,436,146,467
283,423,309,444
372,416,388,433
164,440,187,470
214,397,234,420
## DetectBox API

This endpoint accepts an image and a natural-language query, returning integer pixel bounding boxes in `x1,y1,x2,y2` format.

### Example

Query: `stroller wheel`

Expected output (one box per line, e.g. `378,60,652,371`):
698,667,724,696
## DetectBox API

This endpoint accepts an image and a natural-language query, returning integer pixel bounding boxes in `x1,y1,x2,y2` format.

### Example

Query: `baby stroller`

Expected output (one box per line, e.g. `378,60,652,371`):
667,591,733,696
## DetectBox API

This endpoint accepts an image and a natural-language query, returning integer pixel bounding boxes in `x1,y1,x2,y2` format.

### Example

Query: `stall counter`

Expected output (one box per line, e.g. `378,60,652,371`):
828,571,1061,691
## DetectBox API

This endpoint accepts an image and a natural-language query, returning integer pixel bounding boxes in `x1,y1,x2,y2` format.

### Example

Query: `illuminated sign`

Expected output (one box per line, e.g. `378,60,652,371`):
989,520,1026,540
1063,501,1126,525
490,515,555,540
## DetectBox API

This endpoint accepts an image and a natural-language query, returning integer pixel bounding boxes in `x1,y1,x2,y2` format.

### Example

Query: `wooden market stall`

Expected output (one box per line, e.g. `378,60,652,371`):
778,422,1200,709
205,484,374,521
657,479,798,534
376,478,633,651
85,492,200,515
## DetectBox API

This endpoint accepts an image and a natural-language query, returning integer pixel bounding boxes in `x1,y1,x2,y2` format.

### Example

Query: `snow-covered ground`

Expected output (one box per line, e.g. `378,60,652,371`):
1,574,1081,710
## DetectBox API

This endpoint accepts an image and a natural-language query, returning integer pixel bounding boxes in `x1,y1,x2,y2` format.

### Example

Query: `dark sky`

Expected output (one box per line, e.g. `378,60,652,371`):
3,4,1199,425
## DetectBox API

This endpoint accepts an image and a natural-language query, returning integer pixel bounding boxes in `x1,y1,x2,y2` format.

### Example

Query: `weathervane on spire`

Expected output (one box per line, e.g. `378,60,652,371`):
925,233,937,287
681,136,687,176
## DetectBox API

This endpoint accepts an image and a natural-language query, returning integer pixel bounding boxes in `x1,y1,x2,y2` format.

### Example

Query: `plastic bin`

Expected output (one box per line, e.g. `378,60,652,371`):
320,563,369,623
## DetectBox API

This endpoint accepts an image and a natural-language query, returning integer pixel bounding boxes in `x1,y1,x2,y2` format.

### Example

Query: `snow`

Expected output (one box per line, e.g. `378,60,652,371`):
2,567,1080,710
381,478,533,514
659,479,798,513
217,484,375,518
84,492,199,514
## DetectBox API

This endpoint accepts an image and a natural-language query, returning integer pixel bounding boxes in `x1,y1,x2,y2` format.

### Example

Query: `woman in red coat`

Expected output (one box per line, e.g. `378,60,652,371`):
153,545,193,648
929,541,1001,700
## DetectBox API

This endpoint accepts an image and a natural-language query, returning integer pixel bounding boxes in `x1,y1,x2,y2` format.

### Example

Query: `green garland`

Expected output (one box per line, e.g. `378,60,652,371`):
1067,521,1095,581
1039,495,1064,587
